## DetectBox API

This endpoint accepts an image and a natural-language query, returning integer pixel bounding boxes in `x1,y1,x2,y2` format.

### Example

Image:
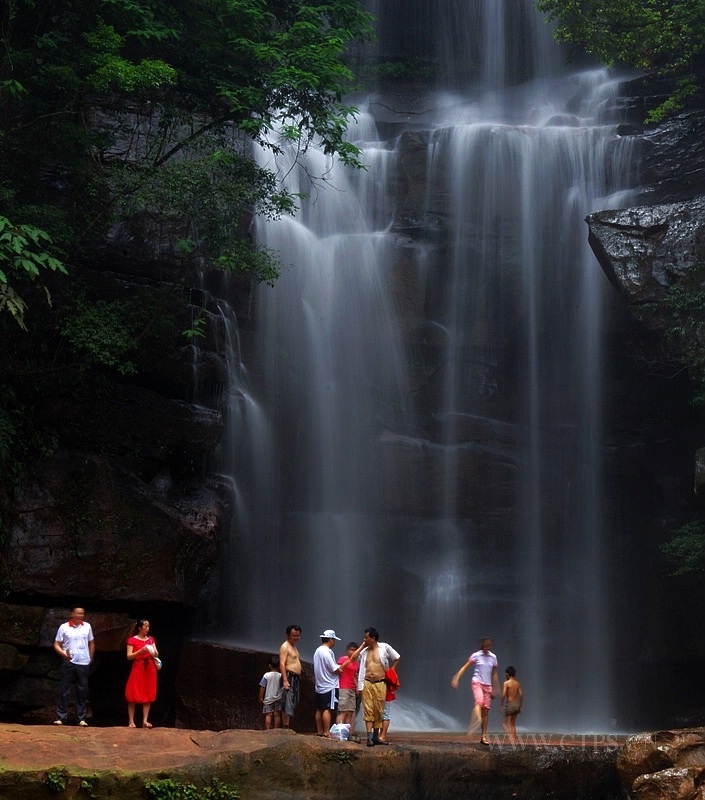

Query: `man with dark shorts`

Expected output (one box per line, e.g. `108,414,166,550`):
313,629,346,737
279,625,302,727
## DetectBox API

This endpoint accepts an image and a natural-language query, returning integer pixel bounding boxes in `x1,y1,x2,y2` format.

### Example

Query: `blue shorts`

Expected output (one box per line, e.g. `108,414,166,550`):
382,701,391,722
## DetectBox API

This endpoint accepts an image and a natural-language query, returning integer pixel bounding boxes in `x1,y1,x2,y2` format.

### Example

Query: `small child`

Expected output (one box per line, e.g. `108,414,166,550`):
501,666,523,743
258,655,283,729
336,642,360,727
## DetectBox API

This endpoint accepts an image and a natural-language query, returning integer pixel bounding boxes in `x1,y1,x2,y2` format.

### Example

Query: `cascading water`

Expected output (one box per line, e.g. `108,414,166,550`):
218,0,639,730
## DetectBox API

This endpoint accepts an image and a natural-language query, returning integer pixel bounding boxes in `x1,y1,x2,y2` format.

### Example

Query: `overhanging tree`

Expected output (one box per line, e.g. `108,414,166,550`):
0,0,373,492
0,0,373,327
535,0,705,121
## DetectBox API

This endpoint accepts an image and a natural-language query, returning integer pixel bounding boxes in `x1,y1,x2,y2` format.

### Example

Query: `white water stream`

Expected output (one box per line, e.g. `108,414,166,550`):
216,0,638,731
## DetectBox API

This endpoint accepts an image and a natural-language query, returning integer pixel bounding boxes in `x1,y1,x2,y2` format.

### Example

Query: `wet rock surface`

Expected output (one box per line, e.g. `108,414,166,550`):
0,723,624,800
618,728,705,800
632,111,705,204
587,197,705,313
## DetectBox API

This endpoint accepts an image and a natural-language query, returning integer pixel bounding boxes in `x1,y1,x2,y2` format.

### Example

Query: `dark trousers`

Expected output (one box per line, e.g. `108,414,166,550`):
56,661,90,722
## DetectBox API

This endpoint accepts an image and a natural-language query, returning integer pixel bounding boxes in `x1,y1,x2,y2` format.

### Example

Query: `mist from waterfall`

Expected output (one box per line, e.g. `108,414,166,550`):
218,0,638,731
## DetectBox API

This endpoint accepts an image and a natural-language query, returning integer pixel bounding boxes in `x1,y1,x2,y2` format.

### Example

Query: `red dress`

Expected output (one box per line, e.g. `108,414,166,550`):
125,636,158,703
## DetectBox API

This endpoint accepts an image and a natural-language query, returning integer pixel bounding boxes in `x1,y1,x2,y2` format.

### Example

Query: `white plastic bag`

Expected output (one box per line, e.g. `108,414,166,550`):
329,723,350,741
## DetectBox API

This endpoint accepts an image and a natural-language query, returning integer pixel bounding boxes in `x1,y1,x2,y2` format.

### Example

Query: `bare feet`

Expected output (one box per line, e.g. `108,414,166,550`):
128,723,136,728
142,722,153,729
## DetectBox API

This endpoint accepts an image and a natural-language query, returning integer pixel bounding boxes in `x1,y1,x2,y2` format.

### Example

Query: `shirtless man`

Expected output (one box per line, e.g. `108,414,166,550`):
353,627,400,747
279,625,302,728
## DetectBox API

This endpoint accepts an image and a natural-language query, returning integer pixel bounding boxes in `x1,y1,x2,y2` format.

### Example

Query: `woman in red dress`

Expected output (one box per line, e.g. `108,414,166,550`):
125,619,159,728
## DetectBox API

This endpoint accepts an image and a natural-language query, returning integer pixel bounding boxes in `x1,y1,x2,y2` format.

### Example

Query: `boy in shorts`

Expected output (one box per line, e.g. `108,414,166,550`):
258,655,283,729
501,665,523,743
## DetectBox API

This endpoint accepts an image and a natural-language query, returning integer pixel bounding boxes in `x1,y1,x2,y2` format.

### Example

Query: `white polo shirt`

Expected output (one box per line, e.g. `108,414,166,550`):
55,621,94,665
469,649,497,685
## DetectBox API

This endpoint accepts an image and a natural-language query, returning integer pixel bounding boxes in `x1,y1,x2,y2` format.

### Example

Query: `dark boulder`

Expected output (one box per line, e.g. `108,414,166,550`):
174,642,317,734
587,197,705,315
617,728,705,800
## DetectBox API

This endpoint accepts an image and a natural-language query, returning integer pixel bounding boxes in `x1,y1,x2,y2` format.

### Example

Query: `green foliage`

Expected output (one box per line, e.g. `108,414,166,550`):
663,283,705,407
58,284,183,376
216,240,282,287
182,311,207,340
43,768,69,792
1,0,373,310
0,79,26,100
144,777,239,800
661,521,705,576
84,18,178,93
325,749,357,765
201,0,373,164
0,215,67,330
111,140,293,243
535,0,705,121
0,0,373,502
60,298,143,376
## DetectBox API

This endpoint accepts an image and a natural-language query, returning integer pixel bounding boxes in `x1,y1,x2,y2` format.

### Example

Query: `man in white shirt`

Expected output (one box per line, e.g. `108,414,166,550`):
450,636,499,744
353,627,400,747
313,629,348,737
53,607,95,726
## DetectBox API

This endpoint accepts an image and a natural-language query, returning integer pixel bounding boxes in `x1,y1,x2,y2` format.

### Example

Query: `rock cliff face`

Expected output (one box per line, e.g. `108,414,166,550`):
0,219,239,723
583,107,705,728
2,85,705,734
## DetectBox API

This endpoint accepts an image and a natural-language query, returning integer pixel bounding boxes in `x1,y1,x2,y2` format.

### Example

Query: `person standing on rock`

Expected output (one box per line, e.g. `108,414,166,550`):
53,607,95,726
450,636,499,745
313,629,345,737
336,641,360,729
501,665,523,744
352,627,400,747
279,625,302,728
125,618,160,728
258,654,283,729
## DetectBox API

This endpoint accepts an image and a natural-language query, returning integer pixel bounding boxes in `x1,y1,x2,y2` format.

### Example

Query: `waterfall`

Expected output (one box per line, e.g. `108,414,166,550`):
219,0,638,731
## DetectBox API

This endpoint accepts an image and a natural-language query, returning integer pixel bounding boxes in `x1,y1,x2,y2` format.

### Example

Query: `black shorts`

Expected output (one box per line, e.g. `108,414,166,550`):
315,688,339,711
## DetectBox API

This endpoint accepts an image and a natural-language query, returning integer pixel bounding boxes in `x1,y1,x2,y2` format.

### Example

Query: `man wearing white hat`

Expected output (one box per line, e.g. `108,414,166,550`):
313,629,352,738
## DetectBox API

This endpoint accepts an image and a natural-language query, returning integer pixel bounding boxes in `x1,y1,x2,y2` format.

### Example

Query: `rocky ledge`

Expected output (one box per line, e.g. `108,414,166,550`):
0,724,624,800
618,727,705,800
